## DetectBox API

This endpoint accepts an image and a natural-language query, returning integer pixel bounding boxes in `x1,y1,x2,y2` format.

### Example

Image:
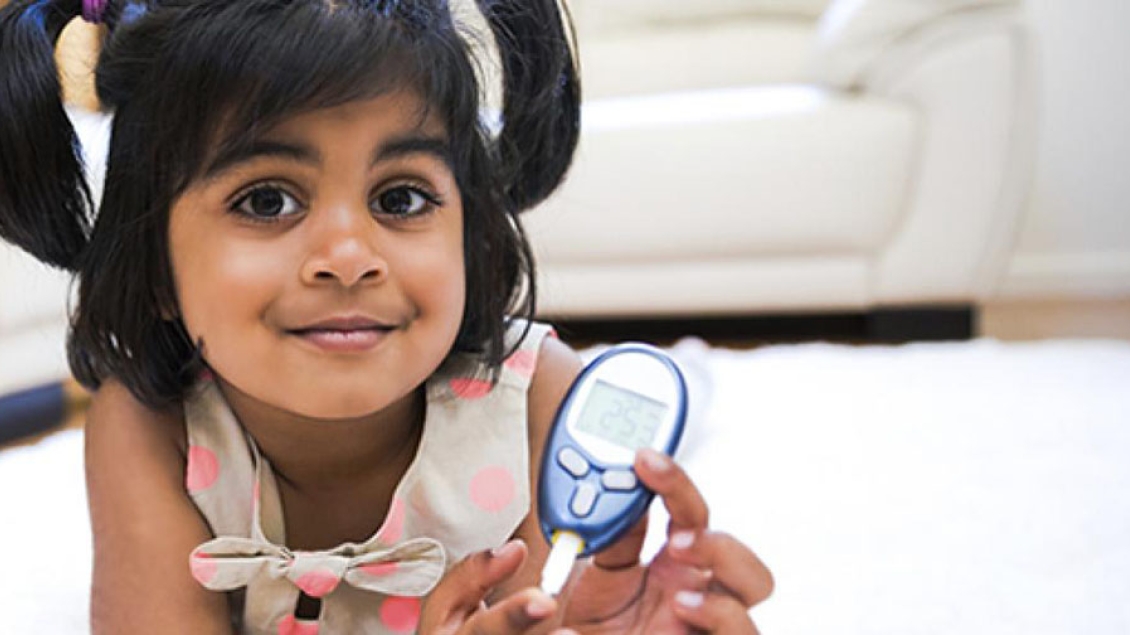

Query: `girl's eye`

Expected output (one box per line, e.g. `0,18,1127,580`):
231,186,302,220
373,185,441,218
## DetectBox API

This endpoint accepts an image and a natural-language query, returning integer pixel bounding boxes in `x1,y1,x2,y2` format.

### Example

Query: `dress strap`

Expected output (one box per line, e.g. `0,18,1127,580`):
182,379,257,538
498,319,557,390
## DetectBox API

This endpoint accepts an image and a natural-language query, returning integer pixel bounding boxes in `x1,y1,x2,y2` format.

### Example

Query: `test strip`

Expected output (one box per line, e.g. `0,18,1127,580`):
540,531,584,595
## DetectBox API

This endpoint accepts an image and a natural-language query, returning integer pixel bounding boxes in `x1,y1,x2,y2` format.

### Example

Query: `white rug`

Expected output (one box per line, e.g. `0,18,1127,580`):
2,338,1129,633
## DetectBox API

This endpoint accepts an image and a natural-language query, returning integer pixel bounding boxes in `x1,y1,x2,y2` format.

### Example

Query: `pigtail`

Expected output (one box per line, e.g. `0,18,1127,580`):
0,0,92,271
476,0,580,212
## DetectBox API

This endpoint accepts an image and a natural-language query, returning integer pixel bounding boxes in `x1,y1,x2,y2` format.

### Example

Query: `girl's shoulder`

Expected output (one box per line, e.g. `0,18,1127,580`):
524,326,584,473
526,334,583,428
85,380,231,631
86,378,187,456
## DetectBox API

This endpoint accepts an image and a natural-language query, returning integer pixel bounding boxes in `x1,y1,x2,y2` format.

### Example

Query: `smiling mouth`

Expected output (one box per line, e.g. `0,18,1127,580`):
287,318,396,353
289,327,392,353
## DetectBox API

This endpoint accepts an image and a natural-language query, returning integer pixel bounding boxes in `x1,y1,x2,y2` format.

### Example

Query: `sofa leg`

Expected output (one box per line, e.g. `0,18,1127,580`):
0,380,88,447
550,306,977,346
866,306,976,342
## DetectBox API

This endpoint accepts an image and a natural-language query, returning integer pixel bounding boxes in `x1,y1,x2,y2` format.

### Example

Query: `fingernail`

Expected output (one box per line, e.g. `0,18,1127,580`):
526,593,555,619
675,590,704,609
490,539,521,558
640,448,671,472
670,530,695,550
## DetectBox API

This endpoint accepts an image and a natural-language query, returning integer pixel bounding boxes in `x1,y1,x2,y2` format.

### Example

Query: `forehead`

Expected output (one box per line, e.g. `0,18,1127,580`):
196,91,453,182
263,91,447,140
142,4,483,204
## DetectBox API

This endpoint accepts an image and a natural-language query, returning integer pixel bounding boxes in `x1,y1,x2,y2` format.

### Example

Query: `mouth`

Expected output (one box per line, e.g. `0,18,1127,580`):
286,316,397,353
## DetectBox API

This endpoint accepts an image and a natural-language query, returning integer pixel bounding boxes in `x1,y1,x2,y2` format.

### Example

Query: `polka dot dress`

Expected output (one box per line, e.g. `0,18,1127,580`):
183,320,555,634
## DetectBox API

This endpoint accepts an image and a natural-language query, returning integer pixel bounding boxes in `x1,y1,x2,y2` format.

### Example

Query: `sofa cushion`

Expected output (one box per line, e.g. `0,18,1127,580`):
0,321,70,395
811,0,1020,88
525,85,917,269
0,243,72,393
0,244,73,335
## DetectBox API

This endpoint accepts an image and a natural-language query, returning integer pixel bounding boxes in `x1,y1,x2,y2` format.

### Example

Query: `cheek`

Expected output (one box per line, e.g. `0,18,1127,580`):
402,217,465,306
169,220,287,342
406,237,465,318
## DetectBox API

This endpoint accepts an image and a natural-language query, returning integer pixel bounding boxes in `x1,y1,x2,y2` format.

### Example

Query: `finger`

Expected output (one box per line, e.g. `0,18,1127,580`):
667,530,774,607
634,448,709,532
420,539,527,629
591,509,648,570
672,590,761,634
463,587,559,635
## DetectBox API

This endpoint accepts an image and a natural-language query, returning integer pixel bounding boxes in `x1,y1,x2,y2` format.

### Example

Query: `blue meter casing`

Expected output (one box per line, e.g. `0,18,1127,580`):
538,343,688,557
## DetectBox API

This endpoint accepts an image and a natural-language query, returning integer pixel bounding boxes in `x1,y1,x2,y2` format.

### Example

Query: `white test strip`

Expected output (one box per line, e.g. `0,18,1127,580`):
540,531,584,595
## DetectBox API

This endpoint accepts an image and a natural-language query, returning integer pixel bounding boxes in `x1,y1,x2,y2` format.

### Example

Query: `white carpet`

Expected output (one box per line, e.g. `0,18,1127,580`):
2,338,1129,633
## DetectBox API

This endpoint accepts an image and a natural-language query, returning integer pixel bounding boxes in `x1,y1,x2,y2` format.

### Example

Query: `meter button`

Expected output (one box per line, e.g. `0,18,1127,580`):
601,470,638,491
557,447,590,478
570,483,599,517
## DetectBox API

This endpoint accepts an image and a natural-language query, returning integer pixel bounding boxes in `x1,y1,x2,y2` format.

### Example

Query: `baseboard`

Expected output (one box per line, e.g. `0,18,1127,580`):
997,251,1130,298
981,298,1130,341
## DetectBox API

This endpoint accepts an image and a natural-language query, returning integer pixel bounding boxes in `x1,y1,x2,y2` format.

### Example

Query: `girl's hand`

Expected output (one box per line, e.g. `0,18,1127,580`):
557,448,774,634
420,540,574,635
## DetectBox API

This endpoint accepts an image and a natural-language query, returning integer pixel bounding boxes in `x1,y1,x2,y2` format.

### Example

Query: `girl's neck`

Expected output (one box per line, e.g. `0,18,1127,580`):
216,378,426,494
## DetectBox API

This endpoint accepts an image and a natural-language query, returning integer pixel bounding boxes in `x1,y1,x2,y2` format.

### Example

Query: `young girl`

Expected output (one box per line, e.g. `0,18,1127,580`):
0,0,772,633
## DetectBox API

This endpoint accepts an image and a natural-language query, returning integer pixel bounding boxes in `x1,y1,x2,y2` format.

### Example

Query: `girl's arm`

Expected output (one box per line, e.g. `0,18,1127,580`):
493,336,584,601
85,379,232,634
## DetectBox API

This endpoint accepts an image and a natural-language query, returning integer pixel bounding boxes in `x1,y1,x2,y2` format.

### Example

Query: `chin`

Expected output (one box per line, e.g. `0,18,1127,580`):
283,383,413,421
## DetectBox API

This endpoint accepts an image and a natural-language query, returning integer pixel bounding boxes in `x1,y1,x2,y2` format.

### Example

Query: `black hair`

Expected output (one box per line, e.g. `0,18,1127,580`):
0,0,580,408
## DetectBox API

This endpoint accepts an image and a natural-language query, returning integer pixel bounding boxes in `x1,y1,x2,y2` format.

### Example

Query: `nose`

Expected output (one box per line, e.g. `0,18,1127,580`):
299,205,386,288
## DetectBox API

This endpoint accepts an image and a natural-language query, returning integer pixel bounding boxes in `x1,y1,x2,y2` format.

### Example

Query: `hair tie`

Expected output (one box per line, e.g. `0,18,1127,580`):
82,0,109,24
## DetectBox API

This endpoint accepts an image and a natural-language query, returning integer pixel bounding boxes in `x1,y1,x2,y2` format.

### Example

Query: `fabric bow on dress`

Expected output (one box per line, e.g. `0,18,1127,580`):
190,534,447,599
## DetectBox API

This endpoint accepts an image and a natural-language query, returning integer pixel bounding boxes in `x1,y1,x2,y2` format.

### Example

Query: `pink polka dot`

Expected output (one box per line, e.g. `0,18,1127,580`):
294,569,340,598
449,377,492,399
198,368,214,382
359,561,400,577
469,466,516,512
504,349,537,378
278,615,320,635
377,497,405,543
380,596,420,634
189,553,217,586
185,445,219,493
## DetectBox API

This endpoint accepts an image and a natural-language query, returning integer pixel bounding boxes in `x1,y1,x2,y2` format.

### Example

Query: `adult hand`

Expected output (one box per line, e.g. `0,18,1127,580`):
556,448,774,634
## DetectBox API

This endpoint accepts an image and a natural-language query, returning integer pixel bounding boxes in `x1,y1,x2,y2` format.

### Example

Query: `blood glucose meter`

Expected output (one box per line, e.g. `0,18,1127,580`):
538,342,688,594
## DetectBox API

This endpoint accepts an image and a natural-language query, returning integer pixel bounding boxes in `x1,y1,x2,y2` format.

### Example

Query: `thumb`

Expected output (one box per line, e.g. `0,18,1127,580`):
419,539,528,631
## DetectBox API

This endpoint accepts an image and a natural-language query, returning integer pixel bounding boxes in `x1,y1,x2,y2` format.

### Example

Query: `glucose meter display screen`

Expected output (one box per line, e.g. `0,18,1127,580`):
575,380,667,451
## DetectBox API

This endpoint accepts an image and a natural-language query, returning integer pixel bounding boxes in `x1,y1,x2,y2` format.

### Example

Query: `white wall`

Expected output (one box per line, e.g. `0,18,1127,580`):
996,0,1130,299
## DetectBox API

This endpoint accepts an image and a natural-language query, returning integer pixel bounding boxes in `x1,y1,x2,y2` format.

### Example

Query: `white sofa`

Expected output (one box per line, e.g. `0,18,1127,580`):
0,0,1036,394
524,0,1036,318
0,243,73,394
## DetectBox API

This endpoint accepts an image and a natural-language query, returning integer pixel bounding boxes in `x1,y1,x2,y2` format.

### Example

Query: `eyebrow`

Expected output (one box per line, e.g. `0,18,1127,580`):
201,134,454,181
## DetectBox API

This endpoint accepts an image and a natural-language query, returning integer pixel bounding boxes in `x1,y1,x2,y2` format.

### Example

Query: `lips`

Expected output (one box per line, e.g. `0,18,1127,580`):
287,316,396,353
292,315,391,331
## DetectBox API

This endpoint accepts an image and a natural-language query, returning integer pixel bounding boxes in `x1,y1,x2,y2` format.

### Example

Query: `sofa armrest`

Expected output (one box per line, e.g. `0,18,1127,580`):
853,7,1038,304
810,0,1021,90
568,0,830,36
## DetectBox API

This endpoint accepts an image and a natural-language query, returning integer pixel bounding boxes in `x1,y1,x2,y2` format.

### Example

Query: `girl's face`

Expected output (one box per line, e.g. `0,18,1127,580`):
168,92,465,420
